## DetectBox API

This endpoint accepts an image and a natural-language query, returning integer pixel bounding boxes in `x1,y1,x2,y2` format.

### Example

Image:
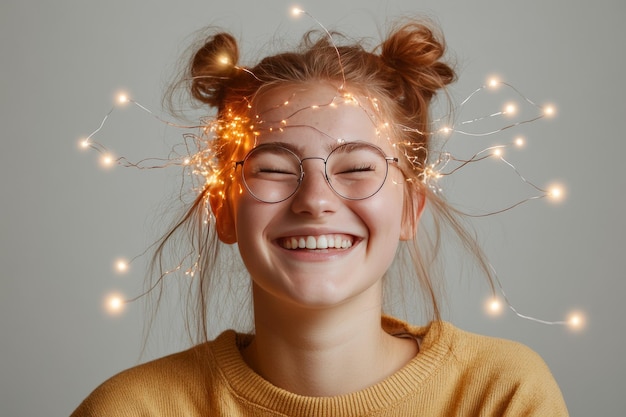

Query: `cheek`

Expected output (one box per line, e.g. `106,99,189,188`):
232,192,282,263
233,198,266,273
359,181,405,239
233,193,263,239
229,181,261,244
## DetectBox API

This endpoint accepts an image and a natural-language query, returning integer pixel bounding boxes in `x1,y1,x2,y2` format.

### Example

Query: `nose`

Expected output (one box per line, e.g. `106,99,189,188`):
290,158,340,217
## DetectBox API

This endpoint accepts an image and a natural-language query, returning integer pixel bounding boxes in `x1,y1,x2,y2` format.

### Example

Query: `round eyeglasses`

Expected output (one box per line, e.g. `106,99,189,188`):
234,141,399,203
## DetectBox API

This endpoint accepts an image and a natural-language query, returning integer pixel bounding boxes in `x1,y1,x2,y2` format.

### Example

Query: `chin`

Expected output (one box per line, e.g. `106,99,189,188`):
255,271,382,312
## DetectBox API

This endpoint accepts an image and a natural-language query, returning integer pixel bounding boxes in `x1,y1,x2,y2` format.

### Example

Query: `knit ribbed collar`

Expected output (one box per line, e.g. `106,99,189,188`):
208,317,455,417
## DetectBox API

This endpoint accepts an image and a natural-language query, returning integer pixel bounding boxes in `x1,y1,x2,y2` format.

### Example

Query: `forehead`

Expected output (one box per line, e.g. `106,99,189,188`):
249,83,389,151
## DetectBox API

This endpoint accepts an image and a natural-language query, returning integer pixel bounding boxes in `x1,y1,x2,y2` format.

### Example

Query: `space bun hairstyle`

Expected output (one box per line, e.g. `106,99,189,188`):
180,21,456,213
186,22,455,156
158,20,484,340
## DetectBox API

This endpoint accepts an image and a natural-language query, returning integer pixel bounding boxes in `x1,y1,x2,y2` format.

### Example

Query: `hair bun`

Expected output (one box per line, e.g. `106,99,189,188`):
380,22,455,106
189,32,240,107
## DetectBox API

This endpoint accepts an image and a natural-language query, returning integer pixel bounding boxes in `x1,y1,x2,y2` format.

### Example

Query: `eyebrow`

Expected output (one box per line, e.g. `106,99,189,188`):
256,139,344,156
255,124,347,154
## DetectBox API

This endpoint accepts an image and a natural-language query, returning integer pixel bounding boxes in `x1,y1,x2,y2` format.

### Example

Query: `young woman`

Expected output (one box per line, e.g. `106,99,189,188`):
71,20,568,416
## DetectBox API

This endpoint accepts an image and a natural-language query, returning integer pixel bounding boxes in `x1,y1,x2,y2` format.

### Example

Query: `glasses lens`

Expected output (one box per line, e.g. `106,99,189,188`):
241,145,302,203
240,142,392,203
327,143,389,200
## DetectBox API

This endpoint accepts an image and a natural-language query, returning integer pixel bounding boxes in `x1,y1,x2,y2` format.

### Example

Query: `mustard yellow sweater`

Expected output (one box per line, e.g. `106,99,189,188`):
71,317,568,416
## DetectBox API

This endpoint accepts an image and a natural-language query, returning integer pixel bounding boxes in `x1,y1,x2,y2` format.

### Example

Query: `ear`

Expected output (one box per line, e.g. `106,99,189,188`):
400,188,425,241
209,187,237,244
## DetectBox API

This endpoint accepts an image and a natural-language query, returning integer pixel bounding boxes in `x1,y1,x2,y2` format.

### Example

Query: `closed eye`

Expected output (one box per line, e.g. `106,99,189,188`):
253,167,300,178
259,168,297,173
337,164,376,174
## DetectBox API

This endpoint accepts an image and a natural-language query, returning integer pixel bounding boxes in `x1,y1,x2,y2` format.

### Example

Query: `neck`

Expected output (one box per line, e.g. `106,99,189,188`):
241,284,418,397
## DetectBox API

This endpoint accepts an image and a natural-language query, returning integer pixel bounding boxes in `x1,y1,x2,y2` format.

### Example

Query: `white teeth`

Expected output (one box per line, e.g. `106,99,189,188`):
281,234,353,250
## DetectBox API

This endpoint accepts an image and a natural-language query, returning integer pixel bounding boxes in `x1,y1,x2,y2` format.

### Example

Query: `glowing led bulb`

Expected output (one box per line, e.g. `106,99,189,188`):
487,298,502,315
105,294,125,315
504,103,517,115
543,105,556,117
101,154,114,167
115,259,129,273
514,137,525,147
218,55,230,65
493,148,503,157
488,78,499,88
79,139,90,149
548,185,564,201
440,126,452,134
568,313,585,330
102,155,114,165
291,7,305,16
118,94,129,104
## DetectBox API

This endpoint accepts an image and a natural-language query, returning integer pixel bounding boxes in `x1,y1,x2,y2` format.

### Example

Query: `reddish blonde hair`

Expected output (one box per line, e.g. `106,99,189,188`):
154,21,491,341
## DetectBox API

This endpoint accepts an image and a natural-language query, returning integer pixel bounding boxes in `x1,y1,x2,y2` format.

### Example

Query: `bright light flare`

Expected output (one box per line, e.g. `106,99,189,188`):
115,259,129,273
104,293,125,315
291,6,305,16
218,55,230,65
567,312,585,330
514,137,525,147
117,93,129,104
504,103,517,115
543,105,556,117
486,298,503,316
487,77,500,88
79,139,90,149
100,154,115,168
492,148,503,157
547,185,565,201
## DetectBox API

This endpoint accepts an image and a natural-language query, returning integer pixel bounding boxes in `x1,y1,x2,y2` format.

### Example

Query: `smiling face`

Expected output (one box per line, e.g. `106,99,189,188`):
216,82,415,311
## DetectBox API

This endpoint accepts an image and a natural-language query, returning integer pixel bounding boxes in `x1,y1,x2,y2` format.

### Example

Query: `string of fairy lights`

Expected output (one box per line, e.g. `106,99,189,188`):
79,7,584,330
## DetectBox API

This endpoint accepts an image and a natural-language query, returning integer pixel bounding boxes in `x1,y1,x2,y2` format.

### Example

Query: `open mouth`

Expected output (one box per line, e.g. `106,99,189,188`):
279,234,354,250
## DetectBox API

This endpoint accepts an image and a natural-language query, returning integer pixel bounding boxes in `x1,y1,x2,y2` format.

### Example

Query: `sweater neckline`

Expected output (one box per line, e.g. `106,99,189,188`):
208,318,455,416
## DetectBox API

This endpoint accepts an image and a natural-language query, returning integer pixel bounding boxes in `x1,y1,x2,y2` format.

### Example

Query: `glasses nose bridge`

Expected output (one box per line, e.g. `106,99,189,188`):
298,155,332,188
299,155,329,175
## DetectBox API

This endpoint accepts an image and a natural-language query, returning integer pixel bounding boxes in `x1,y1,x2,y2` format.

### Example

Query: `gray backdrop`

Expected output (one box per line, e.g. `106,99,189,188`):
1,0,624,416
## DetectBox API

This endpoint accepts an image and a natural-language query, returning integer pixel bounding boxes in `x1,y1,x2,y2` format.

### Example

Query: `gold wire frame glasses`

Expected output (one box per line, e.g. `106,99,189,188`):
234,141,399,203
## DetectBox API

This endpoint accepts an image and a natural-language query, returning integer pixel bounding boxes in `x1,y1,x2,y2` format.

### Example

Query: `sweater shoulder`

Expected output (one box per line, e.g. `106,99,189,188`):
446,323,551,374
385,317,555,384
437,323,569,415
70,339,219,417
